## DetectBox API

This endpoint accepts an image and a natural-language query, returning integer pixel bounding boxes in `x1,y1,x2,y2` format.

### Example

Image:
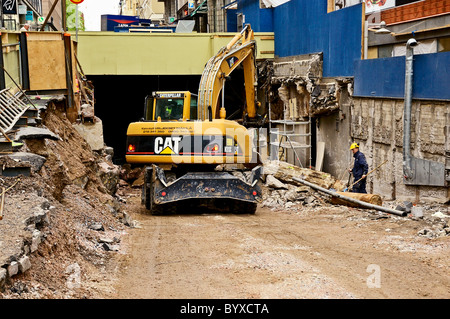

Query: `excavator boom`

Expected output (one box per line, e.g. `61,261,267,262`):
198,24,258,121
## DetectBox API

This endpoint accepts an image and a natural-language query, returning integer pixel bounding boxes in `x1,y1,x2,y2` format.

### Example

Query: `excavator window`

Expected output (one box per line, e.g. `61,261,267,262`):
155,98,185,120
143,96,154,120
190,96,198,120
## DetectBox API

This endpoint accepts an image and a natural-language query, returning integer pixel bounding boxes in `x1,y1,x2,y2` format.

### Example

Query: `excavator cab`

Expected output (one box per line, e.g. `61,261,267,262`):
143,91,198,121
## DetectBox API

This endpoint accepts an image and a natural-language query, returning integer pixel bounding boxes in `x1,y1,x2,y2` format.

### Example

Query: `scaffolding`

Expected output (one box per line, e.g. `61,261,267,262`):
269,99,312,168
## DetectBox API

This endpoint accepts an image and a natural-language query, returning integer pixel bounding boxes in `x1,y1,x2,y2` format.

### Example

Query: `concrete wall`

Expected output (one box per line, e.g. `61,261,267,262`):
351,97,449,203
76,31,274,76
316,87,353,180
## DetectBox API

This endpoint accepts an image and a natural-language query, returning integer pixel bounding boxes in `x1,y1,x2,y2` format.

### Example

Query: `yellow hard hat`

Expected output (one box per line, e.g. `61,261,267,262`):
350,142,359,150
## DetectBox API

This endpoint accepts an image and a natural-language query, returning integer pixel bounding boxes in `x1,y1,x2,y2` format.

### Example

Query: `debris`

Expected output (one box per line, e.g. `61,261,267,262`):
102,243,119,251
432,211,449,219
264,160,345,190
411,206,424,218
89,223,104,231
265,175,288,189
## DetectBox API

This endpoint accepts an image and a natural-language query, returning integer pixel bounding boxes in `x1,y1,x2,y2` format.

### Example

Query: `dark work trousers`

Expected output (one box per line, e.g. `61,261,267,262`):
352,177,367,194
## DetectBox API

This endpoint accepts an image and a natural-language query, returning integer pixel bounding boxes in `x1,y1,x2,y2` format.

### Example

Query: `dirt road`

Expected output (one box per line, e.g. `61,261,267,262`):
106,189,450,299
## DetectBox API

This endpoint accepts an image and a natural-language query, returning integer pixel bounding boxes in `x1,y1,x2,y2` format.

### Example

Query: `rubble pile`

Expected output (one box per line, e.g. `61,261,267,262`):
260,160,342,211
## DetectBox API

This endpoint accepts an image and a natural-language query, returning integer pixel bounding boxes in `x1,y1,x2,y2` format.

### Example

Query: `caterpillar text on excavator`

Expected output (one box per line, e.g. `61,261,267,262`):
125,24,266,214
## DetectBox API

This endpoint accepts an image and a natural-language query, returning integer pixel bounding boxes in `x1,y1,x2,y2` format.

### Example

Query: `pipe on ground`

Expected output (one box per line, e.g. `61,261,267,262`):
292,177,407,217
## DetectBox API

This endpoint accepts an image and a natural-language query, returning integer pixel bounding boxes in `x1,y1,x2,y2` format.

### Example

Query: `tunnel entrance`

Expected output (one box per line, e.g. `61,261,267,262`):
88,75,201,165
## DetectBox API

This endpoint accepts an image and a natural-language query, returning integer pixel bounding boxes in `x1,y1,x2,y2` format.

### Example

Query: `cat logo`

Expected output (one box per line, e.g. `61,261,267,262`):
154,137,182,155
226,56,239,68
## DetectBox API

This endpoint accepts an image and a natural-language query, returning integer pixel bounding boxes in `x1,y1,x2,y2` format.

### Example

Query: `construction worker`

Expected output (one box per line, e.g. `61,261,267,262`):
349,142,368,194
20,23,30,32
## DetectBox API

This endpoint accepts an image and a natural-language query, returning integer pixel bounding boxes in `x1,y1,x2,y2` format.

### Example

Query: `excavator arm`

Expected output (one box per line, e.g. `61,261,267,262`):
197,24,259,123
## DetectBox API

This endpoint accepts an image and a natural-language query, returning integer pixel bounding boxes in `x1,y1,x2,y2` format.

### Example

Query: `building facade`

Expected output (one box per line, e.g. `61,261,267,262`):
1,0,43,30
234,0,450,202
121,0,165,23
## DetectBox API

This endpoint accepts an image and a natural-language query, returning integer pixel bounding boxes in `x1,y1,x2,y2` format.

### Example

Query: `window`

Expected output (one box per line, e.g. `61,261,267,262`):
378,44,394,58
438,37,450,52
155,98,185,120
190,96,198,120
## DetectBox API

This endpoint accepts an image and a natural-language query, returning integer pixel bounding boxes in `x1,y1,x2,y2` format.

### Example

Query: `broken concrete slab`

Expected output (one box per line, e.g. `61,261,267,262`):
15,126,61,141
6,152,46,172
266,175,288,189
73,117,104,151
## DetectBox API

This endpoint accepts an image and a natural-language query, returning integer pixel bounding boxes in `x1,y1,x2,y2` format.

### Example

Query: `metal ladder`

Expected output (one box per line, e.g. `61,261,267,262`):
0,88,34,133
269,100,312,168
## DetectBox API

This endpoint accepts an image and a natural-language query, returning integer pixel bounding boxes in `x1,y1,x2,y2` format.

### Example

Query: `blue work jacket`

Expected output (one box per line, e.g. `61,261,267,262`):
352,150,368,179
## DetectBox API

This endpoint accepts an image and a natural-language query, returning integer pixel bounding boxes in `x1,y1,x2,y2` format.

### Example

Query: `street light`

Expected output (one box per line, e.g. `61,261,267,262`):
374,21,391,34
364,20,392,59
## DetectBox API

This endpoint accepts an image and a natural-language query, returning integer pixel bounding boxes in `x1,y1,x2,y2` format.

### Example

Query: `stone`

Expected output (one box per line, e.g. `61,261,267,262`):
0,268,6,289
89,223,104,231
104,146,114,156
403,201,413,212
30,230,42,253
98,237,114,244
265,175,288,189
7,261,19,277
283,189,299,202
18,256,31,273
97,161,120,195
432,211,449,219
102,243,119,251
411,206,423,218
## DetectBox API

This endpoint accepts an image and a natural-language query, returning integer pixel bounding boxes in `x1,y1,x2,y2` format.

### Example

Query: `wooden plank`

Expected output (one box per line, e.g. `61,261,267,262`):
315,141,325,172
264,160,345,191
27,40,67,91
331,191,383,207
26,32,63,41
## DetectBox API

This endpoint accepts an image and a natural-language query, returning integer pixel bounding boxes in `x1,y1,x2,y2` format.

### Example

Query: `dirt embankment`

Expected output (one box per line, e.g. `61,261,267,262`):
0,100,131,299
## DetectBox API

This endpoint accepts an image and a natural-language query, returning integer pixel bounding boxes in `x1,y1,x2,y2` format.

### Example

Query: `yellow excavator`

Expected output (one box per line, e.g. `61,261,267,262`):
126,24,264,214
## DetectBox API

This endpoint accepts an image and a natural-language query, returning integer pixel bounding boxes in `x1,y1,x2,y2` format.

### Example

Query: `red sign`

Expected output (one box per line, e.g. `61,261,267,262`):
70,0,85,4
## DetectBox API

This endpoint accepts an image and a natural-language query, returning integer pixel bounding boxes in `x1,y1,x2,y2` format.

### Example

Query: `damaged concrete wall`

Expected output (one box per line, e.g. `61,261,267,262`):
268,53,353,171
351,97,450,203
315,83,353,179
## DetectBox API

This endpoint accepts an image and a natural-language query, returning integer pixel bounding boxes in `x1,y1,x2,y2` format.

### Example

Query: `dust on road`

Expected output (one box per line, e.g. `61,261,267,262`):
106,189,450,299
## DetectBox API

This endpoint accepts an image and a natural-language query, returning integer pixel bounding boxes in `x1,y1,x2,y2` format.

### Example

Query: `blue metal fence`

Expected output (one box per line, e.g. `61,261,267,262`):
353,51,450,100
